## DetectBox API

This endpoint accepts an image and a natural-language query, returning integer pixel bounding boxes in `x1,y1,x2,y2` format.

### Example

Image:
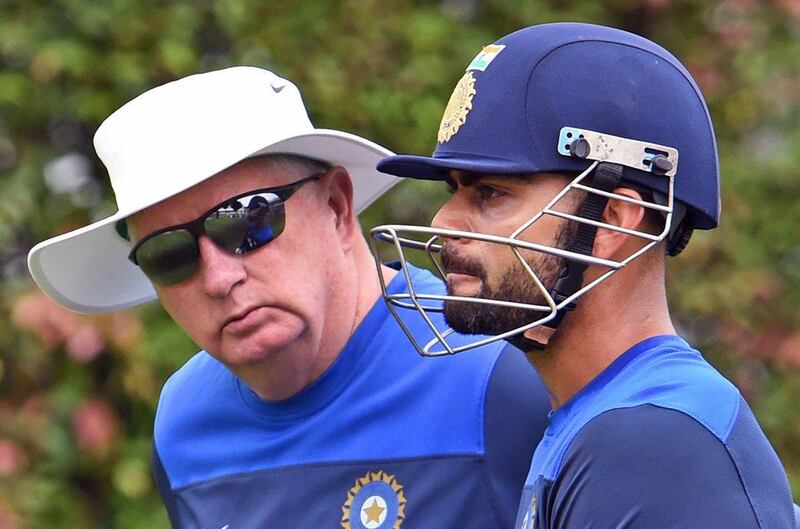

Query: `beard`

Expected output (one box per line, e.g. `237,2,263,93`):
440,223,574,336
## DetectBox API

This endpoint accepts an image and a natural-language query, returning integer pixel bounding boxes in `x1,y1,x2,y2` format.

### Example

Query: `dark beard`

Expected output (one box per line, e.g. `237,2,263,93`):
441,225,573,336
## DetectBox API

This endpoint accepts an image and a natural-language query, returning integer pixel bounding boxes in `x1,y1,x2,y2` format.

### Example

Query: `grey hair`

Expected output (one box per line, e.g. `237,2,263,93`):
254,154,331,179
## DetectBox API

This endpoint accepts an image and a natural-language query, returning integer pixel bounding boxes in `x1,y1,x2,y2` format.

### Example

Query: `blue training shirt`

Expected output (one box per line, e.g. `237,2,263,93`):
153,264,551,529
515,335,794,529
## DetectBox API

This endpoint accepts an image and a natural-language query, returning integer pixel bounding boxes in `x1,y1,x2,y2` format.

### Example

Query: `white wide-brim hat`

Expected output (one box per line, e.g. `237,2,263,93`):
28,66,399,313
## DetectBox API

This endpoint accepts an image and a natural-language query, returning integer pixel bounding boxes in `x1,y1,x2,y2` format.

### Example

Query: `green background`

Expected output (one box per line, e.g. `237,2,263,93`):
1,1,799,527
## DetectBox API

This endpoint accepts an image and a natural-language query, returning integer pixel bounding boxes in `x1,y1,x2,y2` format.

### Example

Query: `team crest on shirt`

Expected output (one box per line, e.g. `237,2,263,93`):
341,470,406,529
437,71,476,143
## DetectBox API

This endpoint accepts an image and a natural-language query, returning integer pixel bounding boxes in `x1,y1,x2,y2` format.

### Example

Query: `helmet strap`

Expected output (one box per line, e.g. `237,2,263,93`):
509,162,623,352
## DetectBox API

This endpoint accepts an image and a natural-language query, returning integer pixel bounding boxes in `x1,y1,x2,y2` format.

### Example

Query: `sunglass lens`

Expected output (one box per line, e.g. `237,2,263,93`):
203,213,249,253
135,229,198,286
204,194,286,254
245,194,285,249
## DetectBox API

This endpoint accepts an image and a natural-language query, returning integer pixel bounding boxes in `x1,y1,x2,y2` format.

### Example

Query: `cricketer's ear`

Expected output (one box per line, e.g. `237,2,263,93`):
322,166,357,252
592,187,647,260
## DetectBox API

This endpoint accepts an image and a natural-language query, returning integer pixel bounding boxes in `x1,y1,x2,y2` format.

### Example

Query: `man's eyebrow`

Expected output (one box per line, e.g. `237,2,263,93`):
448,171,532,188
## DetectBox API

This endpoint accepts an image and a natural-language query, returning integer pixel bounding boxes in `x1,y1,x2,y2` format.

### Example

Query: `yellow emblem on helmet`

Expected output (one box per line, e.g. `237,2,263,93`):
438,71,477,144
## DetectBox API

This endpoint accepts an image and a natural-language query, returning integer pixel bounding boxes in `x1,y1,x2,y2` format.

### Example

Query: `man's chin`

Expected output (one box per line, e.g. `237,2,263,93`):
442,300,495,335
218,322,305,368
442,296,552,337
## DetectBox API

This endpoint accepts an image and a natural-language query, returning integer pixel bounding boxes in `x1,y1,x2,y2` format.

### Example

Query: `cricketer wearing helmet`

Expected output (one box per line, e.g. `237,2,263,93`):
371,23,796,528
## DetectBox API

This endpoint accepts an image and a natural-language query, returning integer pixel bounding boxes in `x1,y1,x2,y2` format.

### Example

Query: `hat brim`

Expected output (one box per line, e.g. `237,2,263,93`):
377,153,535,180
28,130,399,314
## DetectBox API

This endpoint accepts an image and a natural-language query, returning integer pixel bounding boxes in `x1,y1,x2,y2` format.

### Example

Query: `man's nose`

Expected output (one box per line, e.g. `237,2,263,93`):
196,236,247,298
431,195,471,235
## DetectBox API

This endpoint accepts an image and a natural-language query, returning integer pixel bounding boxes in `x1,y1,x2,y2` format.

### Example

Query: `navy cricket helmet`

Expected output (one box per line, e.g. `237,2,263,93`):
369,23,721,355
379,22,720,234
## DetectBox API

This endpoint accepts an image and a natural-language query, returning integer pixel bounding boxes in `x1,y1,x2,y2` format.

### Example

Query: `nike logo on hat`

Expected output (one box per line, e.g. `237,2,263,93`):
271,83,285,93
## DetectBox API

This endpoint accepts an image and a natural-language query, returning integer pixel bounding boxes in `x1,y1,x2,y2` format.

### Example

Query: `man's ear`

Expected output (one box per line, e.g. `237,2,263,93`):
324,166,356,250
592,187,646,260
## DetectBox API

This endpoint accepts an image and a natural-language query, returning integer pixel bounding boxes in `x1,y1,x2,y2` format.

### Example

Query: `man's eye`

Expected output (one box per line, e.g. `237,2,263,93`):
476,185,505,200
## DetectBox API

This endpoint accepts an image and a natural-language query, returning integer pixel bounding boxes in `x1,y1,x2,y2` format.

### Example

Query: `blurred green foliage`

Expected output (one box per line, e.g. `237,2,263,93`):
0,0,798,527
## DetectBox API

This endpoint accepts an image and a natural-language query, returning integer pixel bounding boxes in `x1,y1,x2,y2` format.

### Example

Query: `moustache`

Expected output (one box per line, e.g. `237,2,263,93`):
440,245,487,281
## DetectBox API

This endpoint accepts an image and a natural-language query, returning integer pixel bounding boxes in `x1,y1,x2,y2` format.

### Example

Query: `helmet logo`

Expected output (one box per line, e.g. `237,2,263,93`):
438,72,476,143
467,44,506,72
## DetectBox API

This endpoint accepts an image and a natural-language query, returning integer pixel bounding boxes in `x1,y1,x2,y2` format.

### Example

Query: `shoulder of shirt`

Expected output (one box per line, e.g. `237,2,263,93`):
154,350,230,429
542,340,745,484
404,264,447,295
551,403,795,529
606,338,742,442
552,338,743,470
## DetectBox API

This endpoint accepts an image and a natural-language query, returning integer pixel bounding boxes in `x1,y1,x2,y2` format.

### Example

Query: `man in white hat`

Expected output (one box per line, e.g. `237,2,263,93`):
27,66,550,528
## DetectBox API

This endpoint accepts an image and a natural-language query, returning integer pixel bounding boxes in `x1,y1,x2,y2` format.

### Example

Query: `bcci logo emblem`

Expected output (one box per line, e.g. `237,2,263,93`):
341,470,407,529
438,71,476,144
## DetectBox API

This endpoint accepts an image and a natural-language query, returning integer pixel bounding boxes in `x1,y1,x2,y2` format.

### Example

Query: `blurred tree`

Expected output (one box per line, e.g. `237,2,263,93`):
1,0,798,527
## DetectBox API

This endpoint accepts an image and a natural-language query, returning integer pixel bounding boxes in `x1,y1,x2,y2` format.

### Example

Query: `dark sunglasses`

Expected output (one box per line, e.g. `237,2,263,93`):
128,173,324,286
